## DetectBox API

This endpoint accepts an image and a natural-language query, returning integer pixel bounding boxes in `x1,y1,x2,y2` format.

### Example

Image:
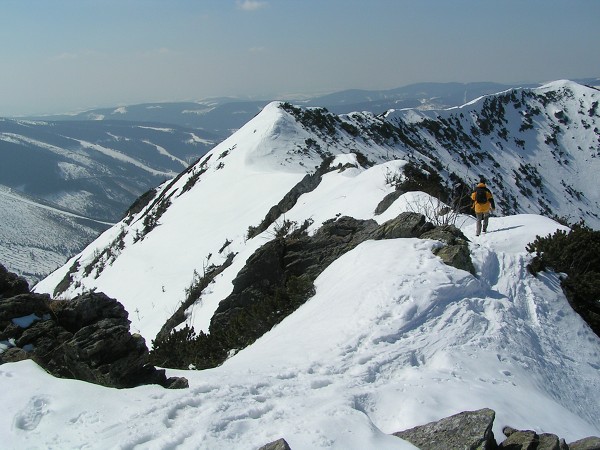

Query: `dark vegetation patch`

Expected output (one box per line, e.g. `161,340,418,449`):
527,223,600,337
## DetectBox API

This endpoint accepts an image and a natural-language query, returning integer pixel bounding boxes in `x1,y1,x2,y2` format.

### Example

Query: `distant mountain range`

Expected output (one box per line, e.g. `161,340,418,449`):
0,118,215,284
30,80,600,141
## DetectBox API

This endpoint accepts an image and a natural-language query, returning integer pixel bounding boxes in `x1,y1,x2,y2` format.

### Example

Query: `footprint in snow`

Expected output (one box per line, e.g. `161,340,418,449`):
14,395,50,431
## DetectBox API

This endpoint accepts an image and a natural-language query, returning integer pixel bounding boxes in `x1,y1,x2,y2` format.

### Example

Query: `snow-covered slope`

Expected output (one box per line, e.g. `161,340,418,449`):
35,81,600,340
10,81,600,449
5,214,600,449
385,80,600,226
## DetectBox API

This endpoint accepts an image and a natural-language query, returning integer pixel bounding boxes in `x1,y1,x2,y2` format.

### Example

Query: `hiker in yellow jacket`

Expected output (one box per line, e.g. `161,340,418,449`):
471,176,495,236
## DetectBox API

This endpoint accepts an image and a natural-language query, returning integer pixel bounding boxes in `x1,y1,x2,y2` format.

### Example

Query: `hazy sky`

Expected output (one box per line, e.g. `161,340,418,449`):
1,0,598,116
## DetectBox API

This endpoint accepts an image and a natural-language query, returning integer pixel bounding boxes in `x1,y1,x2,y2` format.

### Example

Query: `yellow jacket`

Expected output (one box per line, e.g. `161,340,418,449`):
471,183,495,214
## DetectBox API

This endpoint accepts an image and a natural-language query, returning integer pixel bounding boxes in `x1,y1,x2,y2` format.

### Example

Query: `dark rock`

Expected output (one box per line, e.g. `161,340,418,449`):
538,433,561,450
420,225,469,245
50,292,129,333
165,376,189,389
249,157,333,239
569,436,600,450
393,408,496,450
434,243,476,274
1,347,29,362
421,225,476,274
203,216,380,367
0,293,49,323
499,429,538,449
0,284,187,389
372,211,434,240
374,190,403,215
0,263,30,298
258,438,292,450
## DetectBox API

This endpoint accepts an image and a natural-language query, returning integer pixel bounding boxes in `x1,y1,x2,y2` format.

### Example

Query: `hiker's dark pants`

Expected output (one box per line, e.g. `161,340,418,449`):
476,212,489,235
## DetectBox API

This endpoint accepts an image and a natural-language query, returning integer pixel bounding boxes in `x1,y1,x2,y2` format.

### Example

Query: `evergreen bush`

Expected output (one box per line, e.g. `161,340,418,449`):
526,223,600,336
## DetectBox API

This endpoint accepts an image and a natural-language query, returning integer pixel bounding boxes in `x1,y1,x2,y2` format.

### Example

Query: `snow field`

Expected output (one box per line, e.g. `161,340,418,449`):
19,96,600,449
5,213,600,449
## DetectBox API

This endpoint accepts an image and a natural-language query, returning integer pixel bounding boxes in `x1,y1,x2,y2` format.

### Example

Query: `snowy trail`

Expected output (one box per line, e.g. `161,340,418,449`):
3,215,600,449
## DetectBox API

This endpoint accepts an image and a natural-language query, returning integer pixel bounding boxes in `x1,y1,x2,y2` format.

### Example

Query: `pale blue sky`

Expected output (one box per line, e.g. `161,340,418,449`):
1,0,598,116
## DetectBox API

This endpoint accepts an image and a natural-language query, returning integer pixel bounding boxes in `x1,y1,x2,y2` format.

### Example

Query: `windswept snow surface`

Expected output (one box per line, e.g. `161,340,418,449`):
3,214,600,449
22,99,600,449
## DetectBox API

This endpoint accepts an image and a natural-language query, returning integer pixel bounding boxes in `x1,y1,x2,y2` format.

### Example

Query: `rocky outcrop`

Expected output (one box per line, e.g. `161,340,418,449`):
374,190,403,215
568,437,600,450
212,213,433,341
258,438,292,450
0,263,30,298
0,267,187,389
372,211,434,240
393,408,497,450
497,426,600,450
203,216,381,365
248,156,334,239
421,225,476,274
257,409,600,449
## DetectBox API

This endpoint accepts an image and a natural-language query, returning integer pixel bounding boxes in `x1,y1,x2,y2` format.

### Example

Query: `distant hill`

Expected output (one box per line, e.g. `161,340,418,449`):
0,118,213,284
25,82,550,140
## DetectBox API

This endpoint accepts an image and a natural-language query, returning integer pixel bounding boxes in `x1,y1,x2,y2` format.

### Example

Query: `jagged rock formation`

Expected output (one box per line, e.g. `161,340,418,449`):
258,439,292,450
499,426,566,449
498,426,600,450
568,437,600,450
259,409,600,450
0,263,30,298
0,263,187,389
421,225,475,274
393,408,497,449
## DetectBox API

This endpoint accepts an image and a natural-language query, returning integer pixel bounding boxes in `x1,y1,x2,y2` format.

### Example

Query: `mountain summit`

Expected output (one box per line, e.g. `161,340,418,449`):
21,81,600,448
36,80,600,341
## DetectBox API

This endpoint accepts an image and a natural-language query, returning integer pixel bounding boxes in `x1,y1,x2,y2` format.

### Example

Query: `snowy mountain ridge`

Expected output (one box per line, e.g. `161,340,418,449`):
35,80,600,327
20,80,600,448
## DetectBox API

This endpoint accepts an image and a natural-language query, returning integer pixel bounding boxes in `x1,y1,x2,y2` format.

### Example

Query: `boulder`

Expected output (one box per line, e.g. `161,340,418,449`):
421,225,476,274
0,285,187,389
258,438,292,450
569,437,600,450
0,264,30,298
393,408,496,450
374,190,403,215
538,433,562,450
499,429,538,449
433,243,476,274
500,426,596,450
372,211,434,240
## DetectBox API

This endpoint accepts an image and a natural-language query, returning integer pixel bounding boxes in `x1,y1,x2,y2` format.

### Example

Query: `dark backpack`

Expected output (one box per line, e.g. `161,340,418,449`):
475,187,488,204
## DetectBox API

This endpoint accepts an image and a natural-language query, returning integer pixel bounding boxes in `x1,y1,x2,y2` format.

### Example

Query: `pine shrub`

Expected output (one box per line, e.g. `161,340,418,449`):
526,223,600,336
